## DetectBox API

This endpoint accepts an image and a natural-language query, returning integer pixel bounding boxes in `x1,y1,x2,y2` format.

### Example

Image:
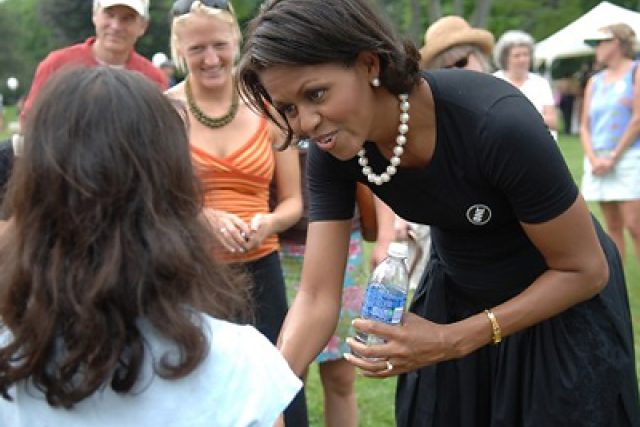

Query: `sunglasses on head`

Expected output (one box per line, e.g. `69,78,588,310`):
171,0,231,17
444,55,469,69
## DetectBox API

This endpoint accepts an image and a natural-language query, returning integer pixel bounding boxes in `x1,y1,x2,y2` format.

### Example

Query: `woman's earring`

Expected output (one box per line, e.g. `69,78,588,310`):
371,77,380,87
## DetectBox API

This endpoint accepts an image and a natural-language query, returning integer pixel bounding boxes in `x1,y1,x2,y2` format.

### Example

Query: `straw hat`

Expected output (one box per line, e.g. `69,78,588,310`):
419,16,494,67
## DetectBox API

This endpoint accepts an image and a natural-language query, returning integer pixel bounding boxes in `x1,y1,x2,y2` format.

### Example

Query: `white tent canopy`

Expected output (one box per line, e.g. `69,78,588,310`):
535,1,640,67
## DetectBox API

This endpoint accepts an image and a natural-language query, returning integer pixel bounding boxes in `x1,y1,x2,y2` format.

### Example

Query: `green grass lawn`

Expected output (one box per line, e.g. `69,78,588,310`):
304,134,640,426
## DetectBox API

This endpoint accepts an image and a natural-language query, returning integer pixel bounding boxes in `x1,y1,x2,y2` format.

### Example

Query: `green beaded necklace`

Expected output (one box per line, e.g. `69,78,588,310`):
185,77,239,128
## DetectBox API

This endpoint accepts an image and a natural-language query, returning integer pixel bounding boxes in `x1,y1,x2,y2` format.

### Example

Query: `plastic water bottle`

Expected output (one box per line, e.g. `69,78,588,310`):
356,242,409,346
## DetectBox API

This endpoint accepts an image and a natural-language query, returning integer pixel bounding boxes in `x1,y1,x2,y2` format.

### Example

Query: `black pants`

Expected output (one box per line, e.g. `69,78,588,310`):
559,94,575,135
244,251,309,427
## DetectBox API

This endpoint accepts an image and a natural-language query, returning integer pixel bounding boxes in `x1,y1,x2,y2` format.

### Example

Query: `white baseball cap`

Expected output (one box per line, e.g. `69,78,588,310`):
95,0,149,18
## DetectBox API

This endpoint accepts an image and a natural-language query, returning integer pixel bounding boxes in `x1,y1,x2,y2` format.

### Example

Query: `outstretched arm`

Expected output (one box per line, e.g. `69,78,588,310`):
278,219,352,375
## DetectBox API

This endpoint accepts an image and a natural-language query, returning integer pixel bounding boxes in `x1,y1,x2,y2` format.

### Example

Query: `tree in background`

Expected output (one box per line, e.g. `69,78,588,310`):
0,2,25,104
0,0,58,103
374,0,639,46
39,0,93,46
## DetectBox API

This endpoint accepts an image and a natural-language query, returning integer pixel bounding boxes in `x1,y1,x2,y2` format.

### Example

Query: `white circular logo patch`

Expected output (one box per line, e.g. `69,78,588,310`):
466,204,492,225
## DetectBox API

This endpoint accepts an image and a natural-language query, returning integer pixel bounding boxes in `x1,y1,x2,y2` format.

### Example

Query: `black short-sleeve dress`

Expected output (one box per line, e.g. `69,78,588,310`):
307,69,640,427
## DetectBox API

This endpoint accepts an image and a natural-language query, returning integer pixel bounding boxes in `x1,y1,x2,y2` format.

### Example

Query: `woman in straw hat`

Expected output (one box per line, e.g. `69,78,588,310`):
237,0,640,425
581,23,640,266
419,15,494,72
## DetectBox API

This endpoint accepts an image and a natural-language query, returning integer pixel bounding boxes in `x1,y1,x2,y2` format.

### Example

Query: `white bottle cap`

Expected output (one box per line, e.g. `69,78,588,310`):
387,242,409,259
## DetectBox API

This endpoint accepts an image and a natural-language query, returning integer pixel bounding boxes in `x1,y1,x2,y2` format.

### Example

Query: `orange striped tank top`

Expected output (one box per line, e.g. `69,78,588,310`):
192,117,278,263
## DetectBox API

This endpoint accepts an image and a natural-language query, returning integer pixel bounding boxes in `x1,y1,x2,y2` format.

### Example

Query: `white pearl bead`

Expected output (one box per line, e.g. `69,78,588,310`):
381,173,390,182
358,149,366,156
399,94,408,101
386,165,396,175
398,123,409,134
396,135,406,145
400,101,409,112
390,156,401,166
362,166,372,175
358,157,368,166
374,176,383,185
400,113,409,123
393,146,404,156
368,174,376,183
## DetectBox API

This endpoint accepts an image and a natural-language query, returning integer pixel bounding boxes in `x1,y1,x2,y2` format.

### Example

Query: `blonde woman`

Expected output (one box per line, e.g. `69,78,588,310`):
581,23,640,265
166,1,306,424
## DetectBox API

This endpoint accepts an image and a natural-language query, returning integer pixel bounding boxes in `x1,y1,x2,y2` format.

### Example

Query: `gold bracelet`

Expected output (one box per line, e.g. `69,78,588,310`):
484,309,502,345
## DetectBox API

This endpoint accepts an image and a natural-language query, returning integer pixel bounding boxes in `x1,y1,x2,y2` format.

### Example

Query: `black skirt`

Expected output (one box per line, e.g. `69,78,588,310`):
396,220,640,427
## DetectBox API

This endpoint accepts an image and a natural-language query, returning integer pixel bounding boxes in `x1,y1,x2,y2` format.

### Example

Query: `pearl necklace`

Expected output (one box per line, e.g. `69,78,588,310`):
357,94,409,186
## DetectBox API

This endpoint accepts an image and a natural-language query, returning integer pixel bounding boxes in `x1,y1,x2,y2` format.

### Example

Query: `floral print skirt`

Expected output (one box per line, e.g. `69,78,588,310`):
280,230,367,363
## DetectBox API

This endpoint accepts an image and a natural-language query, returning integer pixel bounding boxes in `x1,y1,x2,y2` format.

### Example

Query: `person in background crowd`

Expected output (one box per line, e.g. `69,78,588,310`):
165,1,306,425
581,23,640,265
0,0,167,206
0,66,301,427
419,15,494,72
556,76,579,135
238,0,640,425
20,0,167,125
493,30,558,137
160,59,178,87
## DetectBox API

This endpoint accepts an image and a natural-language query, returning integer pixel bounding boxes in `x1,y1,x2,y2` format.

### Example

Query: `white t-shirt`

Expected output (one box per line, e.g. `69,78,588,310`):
0,315,302,427
493,70,555,116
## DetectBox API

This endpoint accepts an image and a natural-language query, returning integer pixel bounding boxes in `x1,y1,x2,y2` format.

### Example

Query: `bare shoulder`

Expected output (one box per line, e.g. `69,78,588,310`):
165,81,186,102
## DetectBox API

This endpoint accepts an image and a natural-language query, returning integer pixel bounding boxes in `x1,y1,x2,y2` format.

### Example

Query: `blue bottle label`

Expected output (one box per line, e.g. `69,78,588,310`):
361,283,406,325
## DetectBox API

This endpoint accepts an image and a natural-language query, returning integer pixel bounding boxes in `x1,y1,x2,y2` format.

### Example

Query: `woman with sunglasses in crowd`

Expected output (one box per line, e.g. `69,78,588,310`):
166,1,307,425
419,15,494,72
237,0,640,426
493,30,558,138
0,67,302,427
580,23,640,267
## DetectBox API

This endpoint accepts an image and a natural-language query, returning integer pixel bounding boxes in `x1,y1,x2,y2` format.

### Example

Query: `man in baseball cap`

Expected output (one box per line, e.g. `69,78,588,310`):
20,0,166,124
0,0,167,203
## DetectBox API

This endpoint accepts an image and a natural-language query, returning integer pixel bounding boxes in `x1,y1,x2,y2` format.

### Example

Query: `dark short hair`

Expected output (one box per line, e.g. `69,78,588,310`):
0,66,251,408
237,0,421,147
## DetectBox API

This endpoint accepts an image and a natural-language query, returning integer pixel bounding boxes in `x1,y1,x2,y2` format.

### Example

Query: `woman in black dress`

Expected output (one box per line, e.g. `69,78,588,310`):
238,0,640,425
